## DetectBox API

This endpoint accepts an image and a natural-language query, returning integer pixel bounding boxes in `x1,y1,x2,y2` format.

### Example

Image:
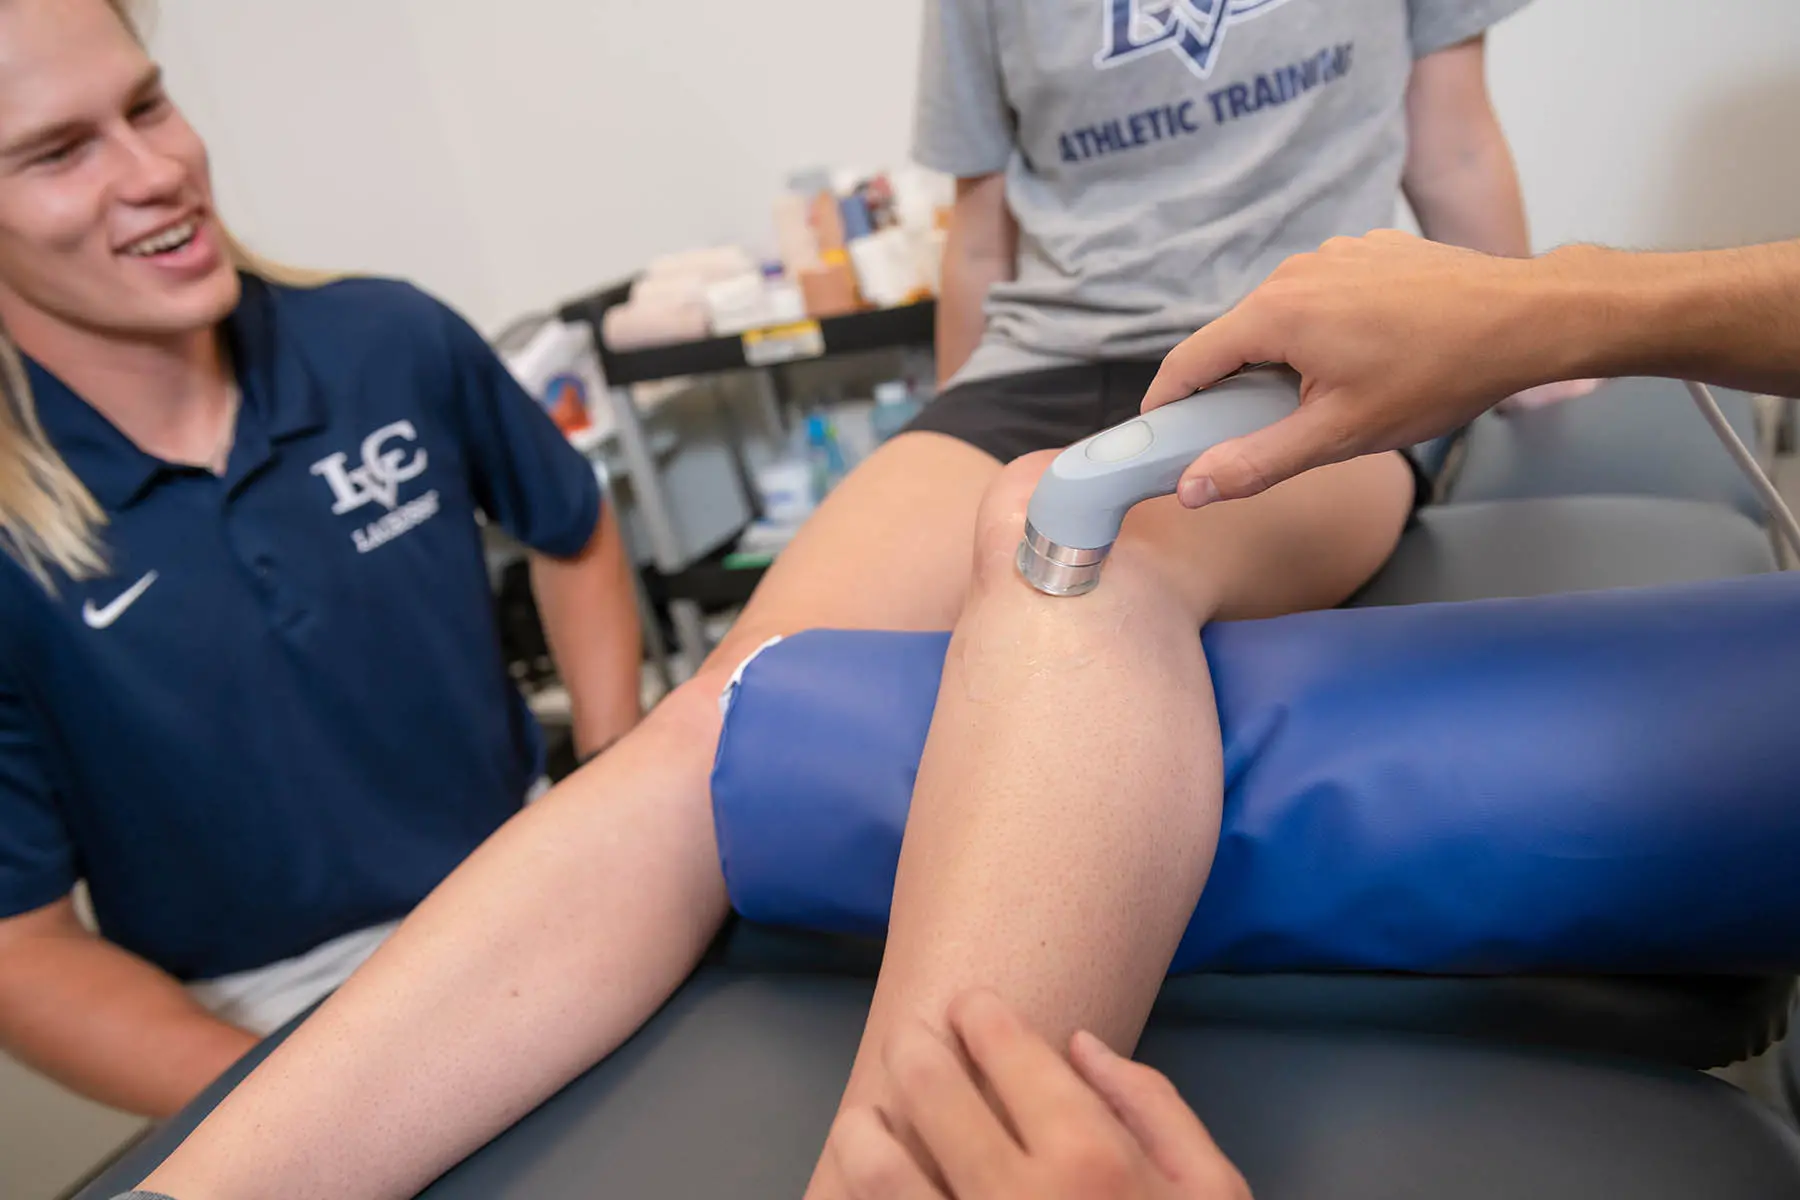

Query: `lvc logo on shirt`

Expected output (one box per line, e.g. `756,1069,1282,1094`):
310,421,442,555
1097,0,1293,79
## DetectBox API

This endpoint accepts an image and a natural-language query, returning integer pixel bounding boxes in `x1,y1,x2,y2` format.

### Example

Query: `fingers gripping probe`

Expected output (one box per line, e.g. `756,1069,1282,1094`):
1017,368,1800,598
1017,366,1301,597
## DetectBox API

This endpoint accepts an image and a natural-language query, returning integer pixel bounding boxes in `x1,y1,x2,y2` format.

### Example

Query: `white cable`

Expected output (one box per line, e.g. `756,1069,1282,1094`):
1685,380,1800,564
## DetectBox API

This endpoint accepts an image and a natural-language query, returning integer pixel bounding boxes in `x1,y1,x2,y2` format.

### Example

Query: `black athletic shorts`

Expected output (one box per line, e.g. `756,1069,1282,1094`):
904,361,1437,511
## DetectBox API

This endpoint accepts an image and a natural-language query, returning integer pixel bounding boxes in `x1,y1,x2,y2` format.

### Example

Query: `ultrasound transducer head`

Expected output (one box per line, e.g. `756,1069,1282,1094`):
1016,366,1300,597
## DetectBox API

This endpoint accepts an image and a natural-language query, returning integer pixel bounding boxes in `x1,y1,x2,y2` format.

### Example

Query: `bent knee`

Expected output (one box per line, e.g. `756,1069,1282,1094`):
968,450,1061,592
1112,450,1413,622
644,664,740,759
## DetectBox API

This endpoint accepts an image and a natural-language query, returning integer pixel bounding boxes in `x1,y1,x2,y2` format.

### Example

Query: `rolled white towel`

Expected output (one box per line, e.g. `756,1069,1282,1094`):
602,297,710,352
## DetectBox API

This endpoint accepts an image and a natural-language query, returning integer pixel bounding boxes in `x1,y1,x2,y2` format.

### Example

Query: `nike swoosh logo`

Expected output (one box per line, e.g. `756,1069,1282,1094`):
82,571,159,630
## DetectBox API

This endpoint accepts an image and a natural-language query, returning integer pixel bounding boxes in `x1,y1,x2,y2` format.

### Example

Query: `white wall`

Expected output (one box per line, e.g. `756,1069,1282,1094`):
1487,0,1800,253
148,2,501,326
146,0,1800,332
396,0,925,327
147,0,926,332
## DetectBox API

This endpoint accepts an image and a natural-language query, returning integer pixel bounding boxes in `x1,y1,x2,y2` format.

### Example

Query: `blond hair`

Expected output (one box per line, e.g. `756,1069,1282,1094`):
0,0,335,588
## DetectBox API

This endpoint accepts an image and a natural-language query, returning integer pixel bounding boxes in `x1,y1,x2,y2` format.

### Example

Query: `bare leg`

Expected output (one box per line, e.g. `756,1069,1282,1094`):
142,433,1001,1200
810,449,1413,1196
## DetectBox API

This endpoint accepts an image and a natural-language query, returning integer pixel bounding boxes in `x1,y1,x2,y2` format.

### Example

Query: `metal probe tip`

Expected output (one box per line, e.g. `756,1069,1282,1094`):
1016,520,1110,598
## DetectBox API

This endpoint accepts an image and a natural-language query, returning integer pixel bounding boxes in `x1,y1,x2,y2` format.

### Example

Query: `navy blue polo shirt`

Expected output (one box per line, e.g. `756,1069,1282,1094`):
0,274,603,981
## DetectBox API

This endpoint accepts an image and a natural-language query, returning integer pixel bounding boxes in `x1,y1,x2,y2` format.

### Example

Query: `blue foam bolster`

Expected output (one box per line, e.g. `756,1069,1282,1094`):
711,573,1800,975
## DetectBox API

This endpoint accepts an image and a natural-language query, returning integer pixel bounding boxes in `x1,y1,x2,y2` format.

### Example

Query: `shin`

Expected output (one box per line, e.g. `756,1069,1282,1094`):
811,452,1229,1195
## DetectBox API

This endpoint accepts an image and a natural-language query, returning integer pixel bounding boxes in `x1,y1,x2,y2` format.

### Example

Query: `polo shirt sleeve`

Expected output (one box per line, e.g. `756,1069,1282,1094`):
914,0,1015,178
0,660,75,919
431,299,604,560
1407,0,1533,57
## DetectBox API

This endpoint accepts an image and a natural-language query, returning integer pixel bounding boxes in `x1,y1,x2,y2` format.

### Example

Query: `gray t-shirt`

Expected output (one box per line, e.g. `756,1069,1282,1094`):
916,0,1531,388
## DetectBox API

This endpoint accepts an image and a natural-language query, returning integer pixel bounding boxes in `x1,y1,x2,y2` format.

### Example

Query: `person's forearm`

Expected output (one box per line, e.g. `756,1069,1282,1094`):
0,927,256,1117
936,250,1013,386
1545,240,1800,396
530,504,644,759
1145,231,1800,504
1403,122,1530,258
934,183,1017,387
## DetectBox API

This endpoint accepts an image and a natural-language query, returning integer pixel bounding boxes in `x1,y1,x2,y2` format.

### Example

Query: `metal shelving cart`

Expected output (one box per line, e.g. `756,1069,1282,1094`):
558,281,937,679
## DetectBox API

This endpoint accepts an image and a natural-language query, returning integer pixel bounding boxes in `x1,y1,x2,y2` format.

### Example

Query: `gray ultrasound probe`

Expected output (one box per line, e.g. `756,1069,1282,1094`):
1016,365,1300,597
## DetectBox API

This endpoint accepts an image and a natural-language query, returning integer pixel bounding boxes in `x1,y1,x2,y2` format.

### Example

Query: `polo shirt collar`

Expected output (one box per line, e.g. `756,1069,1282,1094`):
23,359,162,512
24,273,329,512
227,273,329,443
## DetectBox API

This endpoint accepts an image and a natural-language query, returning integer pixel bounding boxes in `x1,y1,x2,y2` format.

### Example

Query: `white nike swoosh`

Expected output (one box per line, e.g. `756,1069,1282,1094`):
82,571,159,630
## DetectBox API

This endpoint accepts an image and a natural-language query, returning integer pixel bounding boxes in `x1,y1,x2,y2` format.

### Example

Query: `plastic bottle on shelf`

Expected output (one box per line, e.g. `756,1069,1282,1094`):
806,413,849,502
753,456,815,528
870,380,924,444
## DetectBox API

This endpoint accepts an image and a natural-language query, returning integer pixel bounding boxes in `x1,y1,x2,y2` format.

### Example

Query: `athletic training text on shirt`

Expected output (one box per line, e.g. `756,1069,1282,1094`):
1059,42,1355,164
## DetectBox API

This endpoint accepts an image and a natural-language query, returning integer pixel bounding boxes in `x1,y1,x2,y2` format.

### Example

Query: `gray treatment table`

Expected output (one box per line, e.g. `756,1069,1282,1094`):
76,963,1800,1200
76,379,1800,1199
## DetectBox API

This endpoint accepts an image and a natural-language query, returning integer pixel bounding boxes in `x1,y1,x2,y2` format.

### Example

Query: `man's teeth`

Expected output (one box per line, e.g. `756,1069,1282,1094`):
125,221,199,257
